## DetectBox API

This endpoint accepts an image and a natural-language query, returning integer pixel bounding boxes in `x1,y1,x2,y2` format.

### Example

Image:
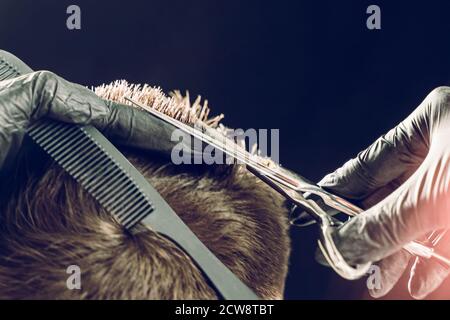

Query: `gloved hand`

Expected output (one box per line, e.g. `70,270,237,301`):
0,51,178,173
319,86,450,299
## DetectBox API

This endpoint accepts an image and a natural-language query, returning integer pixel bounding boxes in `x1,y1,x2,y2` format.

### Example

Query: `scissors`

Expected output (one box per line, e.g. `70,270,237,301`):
125,97,450,280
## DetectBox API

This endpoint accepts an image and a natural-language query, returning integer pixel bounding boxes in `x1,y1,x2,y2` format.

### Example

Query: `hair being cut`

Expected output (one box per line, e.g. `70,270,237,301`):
0,83,291,299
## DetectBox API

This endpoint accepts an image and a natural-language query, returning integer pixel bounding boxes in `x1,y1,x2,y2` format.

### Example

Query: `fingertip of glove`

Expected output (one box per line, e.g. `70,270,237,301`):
408,274,428,300
318,173,337,188
408,257,450,300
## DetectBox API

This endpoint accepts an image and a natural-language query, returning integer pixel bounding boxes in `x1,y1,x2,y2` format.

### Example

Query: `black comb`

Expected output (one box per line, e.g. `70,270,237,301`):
0,59,20,81
1,49,258,299
27,119,259,300
0,50,31,80
27,120,155,229
0,62,17,81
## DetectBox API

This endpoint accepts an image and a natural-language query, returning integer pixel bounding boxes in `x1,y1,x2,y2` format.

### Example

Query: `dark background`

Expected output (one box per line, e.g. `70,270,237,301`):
1,0,450,299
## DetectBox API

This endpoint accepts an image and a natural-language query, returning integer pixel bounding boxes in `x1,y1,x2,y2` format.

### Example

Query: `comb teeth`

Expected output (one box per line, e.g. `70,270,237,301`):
0,58,21,81
27,120,154,229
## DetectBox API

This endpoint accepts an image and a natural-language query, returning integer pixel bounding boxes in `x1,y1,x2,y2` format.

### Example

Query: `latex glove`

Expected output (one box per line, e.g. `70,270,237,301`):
319,87,450,299
0,51,178,172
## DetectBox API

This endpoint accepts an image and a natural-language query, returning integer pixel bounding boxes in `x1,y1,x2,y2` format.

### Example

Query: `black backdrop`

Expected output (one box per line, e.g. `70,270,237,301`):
1,0,450,299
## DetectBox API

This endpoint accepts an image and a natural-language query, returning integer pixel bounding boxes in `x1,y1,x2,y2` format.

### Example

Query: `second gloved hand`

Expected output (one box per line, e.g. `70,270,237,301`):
319,87,450,299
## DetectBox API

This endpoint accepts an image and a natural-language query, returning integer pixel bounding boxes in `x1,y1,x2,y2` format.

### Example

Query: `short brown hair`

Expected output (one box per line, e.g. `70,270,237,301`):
0,85,291,300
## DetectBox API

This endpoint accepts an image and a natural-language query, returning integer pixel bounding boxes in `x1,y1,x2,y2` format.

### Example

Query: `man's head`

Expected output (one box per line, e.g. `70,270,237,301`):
0,84,291,299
